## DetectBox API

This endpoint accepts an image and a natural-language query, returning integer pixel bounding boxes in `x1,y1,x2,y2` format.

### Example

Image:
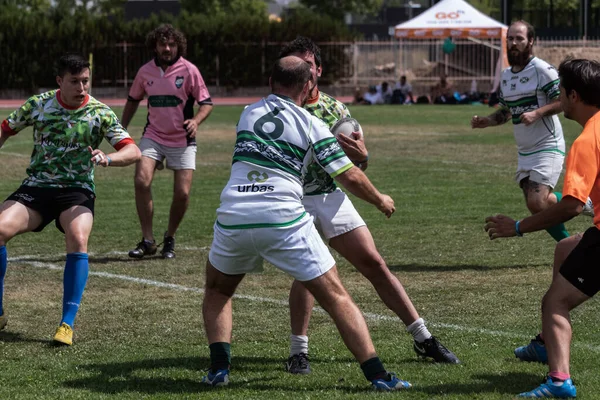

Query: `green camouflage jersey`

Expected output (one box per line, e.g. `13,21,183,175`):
3,90,132,193
303,91,351,195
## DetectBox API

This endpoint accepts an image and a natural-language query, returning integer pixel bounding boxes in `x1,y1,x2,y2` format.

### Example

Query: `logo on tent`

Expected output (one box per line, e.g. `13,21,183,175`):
435,10,464,19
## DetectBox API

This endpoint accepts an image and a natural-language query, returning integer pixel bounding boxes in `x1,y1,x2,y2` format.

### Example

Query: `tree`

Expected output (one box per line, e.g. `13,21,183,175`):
181,0,268,17
299,0,383,20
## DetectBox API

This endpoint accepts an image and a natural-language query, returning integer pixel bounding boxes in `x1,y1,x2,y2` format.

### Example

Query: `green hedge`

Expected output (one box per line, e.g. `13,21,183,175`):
0,6,355,90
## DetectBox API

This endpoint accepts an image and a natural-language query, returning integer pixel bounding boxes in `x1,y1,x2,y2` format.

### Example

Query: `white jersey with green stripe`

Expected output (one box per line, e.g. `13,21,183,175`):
499,57,565,156
216,94,353,229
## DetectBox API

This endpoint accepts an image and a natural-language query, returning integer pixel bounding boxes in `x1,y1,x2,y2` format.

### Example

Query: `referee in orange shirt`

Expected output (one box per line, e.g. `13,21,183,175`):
484,58,600,398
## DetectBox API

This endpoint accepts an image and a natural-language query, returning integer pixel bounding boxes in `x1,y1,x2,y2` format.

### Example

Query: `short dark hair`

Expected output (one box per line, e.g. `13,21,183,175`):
559,58,600,107
511,20,535,42
400,75,407,80
278,36,322,68
271,57,311,94
56,54,90,77
146,24,187,58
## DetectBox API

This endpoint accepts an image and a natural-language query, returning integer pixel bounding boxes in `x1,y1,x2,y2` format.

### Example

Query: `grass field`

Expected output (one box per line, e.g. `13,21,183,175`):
0,104,597,399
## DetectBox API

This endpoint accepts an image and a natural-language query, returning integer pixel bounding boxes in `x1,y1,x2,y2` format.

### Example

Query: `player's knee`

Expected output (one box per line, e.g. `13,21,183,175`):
65,232,89,252
356,255,387,279
134,174,152,191
0,226,16,245
526,197,547,214
173,189,190,204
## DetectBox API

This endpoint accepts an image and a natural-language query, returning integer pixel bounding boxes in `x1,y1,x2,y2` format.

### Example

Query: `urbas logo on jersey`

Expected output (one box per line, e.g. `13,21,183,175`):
175,76,184,89
237,170,275,192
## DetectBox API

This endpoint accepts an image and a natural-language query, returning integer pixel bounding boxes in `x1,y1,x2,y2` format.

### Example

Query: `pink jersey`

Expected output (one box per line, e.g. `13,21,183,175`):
128,57,212,147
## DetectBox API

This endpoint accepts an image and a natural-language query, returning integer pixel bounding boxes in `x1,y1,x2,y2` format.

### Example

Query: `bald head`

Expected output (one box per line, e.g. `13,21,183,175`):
270,56,312,101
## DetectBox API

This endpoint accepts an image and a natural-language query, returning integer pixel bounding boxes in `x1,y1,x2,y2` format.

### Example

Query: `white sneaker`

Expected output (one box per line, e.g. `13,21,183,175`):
582,197,595,217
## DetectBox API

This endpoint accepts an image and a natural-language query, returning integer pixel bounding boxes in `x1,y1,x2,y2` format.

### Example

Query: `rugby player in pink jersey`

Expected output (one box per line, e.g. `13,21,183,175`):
121,24,213,259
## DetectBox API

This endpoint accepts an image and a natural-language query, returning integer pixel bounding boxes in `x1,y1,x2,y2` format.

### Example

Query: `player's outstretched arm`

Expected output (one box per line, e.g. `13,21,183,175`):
88,143,141,167
121,99,141,129
484,196,582,240
472,107,511,129
334,167,394,218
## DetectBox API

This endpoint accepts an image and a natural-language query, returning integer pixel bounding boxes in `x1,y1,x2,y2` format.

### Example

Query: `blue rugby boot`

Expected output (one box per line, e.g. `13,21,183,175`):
371,373,412,391
515,334,548,363
517,376,576,398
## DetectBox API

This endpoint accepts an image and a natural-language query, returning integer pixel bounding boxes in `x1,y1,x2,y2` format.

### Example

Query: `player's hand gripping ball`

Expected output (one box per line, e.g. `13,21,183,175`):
331,117,363,138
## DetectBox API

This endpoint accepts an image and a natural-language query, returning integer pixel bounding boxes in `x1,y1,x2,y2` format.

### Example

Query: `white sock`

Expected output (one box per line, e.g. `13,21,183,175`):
406,318,432,343
290,334,308,357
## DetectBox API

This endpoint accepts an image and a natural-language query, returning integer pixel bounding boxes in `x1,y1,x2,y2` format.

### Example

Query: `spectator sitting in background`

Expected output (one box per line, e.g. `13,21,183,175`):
377,81,393,104
363,85,383,105
352,87,366,105
431,74,455,104
392,76,414,104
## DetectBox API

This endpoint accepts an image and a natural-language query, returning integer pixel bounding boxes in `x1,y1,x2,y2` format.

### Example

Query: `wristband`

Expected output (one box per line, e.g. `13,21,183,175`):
106,156,112,166
515,220,523,237
356,154,369,164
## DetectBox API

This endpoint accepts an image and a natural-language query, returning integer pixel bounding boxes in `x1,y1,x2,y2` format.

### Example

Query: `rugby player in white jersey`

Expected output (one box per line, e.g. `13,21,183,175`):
278,37,459,375
472,20,593,244
201,56,411,391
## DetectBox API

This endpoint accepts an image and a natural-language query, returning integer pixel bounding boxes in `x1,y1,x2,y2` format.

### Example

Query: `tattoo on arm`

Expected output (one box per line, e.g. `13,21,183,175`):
490,107,511,126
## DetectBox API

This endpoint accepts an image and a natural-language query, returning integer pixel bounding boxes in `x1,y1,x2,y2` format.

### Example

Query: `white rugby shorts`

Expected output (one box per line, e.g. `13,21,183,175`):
515,151,564,189
302,189,366,240
208,214,335,282
139,137,197,170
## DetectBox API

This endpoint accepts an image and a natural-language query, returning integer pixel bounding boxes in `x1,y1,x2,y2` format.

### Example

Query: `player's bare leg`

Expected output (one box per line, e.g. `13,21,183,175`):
521,178,568,241
161,169,193,259
134,156,158,241
54,205,94,345
0,201,43,330
130,156,158,258
515,234,583,361
167,169,193,237
329,227,419,325
202,261,245,385
301,266,411,389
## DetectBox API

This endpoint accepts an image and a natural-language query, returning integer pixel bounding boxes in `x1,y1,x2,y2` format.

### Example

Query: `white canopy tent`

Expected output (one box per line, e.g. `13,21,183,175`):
394,0,508,92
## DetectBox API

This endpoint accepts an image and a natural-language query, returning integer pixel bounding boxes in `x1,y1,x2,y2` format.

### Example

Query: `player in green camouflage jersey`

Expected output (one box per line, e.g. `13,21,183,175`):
5,89,132,193
0,55,140,346
302,91,354,195
279,37,460,374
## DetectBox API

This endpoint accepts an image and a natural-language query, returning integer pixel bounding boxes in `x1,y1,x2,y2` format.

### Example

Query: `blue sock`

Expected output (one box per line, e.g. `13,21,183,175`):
0,246,6,315
61,252,89,327
546,192,569,242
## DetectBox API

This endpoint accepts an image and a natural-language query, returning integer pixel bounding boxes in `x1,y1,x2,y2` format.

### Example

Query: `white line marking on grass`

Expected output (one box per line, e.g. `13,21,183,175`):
0,152,29,158
9,258,600,353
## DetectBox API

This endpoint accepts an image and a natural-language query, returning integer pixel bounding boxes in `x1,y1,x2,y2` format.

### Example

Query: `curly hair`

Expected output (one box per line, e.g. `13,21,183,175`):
278,36,322,68
146,24,187,58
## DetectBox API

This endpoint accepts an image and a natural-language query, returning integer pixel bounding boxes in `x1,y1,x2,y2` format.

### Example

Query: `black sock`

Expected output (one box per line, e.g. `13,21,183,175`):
209,342,231,372
360,357,387,381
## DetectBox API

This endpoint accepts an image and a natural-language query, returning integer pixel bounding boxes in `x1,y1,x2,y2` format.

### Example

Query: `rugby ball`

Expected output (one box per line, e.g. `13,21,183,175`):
331,117,363,138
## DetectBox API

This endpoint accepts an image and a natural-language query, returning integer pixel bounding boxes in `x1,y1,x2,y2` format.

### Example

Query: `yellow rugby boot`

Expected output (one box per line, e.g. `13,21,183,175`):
52,323,73,346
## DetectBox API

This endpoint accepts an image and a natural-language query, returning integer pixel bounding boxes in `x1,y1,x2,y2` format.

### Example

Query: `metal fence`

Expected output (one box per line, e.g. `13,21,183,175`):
90,38,600,95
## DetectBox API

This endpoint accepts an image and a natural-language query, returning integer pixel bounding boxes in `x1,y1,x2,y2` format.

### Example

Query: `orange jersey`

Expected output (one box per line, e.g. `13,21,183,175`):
563,111,600,228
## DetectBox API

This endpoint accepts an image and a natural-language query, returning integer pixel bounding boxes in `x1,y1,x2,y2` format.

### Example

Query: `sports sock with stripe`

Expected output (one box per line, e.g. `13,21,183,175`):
546,192,569,242
61,252,89,327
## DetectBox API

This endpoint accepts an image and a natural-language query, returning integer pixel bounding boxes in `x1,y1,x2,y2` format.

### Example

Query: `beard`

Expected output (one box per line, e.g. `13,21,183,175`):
507,45,533,67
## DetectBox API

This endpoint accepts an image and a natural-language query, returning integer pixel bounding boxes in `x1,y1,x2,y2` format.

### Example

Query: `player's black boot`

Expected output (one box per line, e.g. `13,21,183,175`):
128,239,157,259
413,336,460,364
161,232,176,259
